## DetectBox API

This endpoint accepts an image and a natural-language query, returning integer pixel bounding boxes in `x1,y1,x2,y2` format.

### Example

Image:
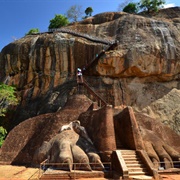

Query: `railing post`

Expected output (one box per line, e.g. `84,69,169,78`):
74,163,76,180
38,163,41,179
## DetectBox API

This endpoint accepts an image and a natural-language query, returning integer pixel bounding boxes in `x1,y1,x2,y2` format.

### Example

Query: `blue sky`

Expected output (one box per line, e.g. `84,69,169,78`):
0,0,179,51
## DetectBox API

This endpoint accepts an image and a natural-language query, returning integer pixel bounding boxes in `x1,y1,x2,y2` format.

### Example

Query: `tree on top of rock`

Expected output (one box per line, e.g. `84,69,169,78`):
85,7,93,17
139,0,165,13
48,14,69,30
123,3,139,13
66,5,83,22
118,0,165,13
118,0,132,12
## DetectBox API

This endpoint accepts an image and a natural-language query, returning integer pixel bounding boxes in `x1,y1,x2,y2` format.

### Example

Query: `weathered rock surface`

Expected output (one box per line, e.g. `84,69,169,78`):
0,7,180,134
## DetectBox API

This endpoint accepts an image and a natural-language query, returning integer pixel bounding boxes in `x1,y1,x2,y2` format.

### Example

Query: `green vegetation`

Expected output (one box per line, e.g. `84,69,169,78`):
0,83,18,147
85,7,93,17
48,14,69,29
0,83,18,117
120,0,165,14
123,3,139,13
26,28,40,35
139,0,165,13
118,0,132,11
0,126,7,147
66,5,83,22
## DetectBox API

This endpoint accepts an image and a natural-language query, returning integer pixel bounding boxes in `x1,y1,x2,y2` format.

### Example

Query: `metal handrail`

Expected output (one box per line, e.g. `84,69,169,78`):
49,28,116,45
82,42,118,71
29,27,115,45
39,159,49,178
38,161,112,179
40,161,111,170
83,79,108,107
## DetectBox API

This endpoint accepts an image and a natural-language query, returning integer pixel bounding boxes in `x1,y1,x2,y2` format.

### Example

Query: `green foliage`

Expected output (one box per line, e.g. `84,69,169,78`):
118,0,132,11
26,28,40,35
123,3,139,13
85,7,93,17
66,5,83,22
0,126,7,147
139,0,165,13
0,83,18,117
48,14,69,29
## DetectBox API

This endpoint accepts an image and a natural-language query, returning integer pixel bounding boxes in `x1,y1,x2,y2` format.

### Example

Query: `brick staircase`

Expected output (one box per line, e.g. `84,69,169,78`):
120,150,153,180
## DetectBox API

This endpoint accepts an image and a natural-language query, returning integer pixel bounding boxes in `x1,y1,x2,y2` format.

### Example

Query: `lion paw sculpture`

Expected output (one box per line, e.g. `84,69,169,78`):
141,127,180,169
33,120,104,171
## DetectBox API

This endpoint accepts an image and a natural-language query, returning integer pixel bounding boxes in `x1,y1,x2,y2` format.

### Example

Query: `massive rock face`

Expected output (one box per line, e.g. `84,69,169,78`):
0,7,180,134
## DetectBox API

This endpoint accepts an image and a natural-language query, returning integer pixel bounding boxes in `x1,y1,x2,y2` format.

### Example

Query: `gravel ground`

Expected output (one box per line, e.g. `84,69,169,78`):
0,165,39,180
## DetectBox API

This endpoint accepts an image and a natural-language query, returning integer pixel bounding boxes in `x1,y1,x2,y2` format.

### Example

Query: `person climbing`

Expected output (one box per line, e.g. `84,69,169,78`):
76,68,83,84
76,68,84,94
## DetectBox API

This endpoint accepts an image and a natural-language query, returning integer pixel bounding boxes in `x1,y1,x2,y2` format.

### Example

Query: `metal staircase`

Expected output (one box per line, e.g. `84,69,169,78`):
76,41,118,107
83,41,118,71
82,79,108,107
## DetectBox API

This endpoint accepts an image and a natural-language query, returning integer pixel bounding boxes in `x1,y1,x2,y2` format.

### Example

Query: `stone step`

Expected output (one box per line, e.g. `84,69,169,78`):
129,175,153,180
125,162,142,166
128,167,148,173
122,154,138,159
127,161,148,171
123,157,141,162
123,156,140,160
121,150,136,155
129,171,147,175
126,163,144,168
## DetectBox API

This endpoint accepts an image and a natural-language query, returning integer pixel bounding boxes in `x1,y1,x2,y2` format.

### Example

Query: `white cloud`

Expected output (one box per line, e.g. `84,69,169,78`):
163,3,175,8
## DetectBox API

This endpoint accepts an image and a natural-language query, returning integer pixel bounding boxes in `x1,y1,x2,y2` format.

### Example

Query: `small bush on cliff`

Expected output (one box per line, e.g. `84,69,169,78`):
26,28,40,35
0,83,18,117
0,84,18,147
0,126,7,147
48,14,69,29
